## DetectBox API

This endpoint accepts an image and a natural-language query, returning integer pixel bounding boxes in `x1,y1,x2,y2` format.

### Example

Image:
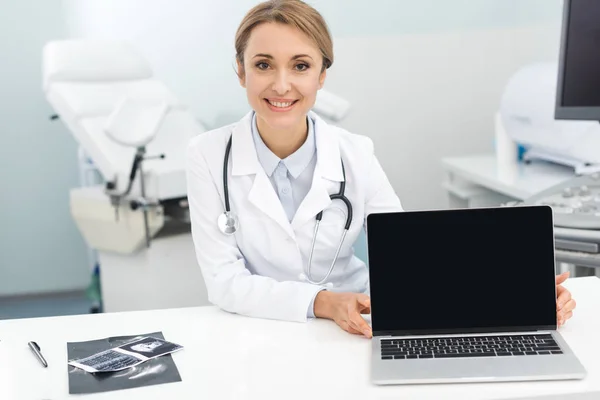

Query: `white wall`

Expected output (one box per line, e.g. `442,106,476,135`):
61,0,564,211
330,25,561,210
0,0,90,295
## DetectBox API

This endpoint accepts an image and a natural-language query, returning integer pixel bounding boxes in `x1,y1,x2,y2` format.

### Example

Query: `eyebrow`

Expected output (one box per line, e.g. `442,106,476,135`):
252,53,314,61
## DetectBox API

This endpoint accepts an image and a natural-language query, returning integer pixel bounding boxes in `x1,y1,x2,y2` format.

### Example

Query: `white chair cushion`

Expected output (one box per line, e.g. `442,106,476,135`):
47,79,184,120
43,40,152,91
104,97,169,148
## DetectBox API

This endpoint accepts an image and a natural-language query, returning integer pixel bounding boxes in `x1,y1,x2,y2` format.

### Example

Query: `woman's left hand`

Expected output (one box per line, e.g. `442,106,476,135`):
556,271,576,327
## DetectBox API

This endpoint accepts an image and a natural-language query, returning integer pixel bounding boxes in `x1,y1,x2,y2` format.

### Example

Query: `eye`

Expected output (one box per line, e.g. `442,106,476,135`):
295,63,310,72
255,62,270,70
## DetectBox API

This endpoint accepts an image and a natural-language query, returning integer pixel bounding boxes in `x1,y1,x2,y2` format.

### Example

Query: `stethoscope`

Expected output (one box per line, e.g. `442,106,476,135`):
218,135,353,286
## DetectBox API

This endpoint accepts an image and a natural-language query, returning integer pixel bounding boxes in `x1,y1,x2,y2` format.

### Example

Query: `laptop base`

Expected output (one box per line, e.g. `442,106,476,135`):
371,332,586,385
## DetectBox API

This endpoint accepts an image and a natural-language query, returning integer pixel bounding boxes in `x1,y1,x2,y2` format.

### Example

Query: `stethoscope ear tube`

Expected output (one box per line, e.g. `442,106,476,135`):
223,136,233,212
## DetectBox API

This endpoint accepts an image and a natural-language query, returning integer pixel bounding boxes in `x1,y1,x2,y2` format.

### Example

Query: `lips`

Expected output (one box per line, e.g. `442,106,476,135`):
266,99,298,107
264,99,298,112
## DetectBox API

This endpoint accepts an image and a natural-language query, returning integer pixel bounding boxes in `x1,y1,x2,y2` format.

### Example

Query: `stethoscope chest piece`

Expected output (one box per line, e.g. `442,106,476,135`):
218,211,239,235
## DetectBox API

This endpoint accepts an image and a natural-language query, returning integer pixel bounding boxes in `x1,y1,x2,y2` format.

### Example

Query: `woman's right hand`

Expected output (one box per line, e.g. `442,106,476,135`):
314,291,372,338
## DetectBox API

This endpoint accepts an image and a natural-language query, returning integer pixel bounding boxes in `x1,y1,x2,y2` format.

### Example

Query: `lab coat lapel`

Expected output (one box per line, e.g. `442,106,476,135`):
291,112,344,230
248,169,295,238
232,112,295,239
291,163,332,230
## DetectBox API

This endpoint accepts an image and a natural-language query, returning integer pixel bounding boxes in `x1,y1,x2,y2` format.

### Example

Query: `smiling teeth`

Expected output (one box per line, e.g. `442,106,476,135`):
269,100,294,108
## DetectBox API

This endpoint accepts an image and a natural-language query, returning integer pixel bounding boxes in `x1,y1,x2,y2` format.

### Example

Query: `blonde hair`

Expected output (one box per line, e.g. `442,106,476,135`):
235,0,333,74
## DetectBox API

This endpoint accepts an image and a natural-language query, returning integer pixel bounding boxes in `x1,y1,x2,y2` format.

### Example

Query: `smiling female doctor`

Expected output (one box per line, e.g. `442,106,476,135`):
185,0,576,338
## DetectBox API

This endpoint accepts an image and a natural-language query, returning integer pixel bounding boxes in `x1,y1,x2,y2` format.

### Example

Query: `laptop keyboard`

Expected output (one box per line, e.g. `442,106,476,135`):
381,334,563,360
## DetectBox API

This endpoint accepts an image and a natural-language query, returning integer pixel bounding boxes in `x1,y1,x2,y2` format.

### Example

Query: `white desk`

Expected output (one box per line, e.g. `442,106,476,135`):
441,154,575,207
1,277,599,400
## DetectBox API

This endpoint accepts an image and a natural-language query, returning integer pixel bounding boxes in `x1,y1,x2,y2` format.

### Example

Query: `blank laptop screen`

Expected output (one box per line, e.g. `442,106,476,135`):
367,206,557,335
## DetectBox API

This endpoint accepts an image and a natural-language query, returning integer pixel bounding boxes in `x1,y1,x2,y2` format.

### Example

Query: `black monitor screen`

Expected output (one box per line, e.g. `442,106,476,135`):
557,0,600,118
367,206,557,336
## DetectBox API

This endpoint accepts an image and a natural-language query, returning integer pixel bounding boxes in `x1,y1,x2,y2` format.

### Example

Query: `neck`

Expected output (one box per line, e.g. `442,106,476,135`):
256,115,308,159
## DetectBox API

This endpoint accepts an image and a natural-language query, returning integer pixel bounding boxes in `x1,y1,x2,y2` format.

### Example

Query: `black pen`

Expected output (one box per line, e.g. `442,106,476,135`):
28,341,48,368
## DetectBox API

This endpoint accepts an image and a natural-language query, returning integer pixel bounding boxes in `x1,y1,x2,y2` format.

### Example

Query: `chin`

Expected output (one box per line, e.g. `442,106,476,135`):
259,108,307,130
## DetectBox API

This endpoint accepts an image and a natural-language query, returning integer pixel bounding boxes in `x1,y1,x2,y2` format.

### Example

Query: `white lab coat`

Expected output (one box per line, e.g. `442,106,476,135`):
185,111,403,323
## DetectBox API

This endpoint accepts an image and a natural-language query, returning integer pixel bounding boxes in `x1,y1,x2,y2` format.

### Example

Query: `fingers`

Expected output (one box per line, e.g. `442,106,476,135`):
564,298,577,313
340,320,362,335
339,318,367,336
347,304,372,338
558,298,576,325
555,271,570,285
356,294,371,314
348,312,372,337
559,311,573,326
556,287,572,311
356,294,371,311
330,293,372,338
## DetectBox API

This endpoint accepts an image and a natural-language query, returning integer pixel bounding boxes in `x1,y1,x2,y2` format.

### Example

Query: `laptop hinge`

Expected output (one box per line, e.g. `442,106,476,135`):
373,325,555,338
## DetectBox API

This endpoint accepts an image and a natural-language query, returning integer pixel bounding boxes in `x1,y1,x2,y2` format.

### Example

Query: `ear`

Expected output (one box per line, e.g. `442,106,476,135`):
318,68,327,89
236,59,246,88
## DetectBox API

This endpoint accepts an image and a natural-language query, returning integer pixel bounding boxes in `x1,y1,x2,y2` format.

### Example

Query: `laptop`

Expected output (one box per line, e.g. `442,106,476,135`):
366,205,587,385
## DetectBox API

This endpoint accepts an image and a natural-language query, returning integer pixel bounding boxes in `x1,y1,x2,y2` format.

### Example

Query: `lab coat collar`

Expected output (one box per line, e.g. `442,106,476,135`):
230,110,344,237
250,112,280,177
311,110,343,182
231,111,259,176
231,110,343,181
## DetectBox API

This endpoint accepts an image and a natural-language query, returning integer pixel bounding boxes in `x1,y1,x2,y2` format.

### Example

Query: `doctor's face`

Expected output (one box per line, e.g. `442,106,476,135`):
238,22,326,133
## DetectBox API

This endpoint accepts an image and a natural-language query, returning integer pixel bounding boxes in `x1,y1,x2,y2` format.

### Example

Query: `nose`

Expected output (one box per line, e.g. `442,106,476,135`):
272,69,291,95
